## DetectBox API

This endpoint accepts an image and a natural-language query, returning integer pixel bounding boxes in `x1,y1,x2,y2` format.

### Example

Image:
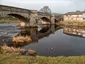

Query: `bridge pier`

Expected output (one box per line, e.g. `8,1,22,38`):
25,22,30,27
50,25,56,33
51,15,55,24
29,10,38,27
30,28,38,42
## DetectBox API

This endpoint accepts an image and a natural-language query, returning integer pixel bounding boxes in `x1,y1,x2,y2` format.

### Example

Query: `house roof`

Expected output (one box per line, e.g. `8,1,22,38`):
64,11,85,15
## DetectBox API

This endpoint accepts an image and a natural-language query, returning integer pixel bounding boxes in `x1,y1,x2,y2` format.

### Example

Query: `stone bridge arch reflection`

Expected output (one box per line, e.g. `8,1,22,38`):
11,25,61,47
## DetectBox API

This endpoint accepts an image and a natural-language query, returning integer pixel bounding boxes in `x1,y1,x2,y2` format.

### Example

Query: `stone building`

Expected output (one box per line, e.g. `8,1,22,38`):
63,11,85,22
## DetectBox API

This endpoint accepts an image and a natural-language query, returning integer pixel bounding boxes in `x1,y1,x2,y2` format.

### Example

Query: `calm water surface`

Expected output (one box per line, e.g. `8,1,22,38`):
0,23,85,56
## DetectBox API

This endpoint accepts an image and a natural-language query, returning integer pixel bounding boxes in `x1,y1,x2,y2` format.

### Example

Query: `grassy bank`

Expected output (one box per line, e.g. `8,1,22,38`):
59,21,85,27
0,53,85,64
0,20,20,23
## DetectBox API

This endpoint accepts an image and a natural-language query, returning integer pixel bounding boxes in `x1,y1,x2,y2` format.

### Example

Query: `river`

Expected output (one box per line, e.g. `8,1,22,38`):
0,23,85,56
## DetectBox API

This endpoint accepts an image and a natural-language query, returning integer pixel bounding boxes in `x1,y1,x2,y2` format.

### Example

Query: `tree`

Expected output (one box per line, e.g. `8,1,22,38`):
39,6,51,14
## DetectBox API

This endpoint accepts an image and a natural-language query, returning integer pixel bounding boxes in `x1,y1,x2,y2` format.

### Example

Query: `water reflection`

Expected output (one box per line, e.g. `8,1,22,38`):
63,26,85,38
1,24,85,56
0,23,20,45
12,25,61,46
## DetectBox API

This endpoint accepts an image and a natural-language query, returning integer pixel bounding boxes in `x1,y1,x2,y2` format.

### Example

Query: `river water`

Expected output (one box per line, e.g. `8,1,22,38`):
1,23,85,56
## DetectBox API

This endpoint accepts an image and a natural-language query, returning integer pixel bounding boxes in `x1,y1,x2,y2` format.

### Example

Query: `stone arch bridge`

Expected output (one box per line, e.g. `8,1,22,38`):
0,5,61,26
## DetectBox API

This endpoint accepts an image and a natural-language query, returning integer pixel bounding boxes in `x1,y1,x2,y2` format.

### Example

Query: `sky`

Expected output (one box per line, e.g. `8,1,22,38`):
0,0,85,13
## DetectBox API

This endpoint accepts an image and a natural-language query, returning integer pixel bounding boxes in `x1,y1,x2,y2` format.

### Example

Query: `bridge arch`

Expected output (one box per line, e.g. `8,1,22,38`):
55,19,59,23
39,17,51,24
8,14,29,22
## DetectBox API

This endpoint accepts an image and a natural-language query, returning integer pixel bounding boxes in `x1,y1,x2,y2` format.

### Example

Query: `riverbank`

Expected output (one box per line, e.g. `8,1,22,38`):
0,53,85,64
0,45,85,64
0,20,20,23
59,21,85,27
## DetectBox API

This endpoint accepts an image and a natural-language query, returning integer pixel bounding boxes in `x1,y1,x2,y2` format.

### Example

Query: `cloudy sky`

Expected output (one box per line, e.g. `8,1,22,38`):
0,0,85,13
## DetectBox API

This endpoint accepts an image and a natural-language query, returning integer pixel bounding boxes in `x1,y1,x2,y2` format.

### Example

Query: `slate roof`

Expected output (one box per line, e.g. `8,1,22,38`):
64,11,85,15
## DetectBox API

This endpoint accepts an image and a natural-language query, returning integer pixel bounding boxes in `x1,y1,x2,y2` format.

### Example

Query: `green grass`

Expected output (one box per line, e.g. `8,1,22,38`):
0,54,85,64
0,20,20,23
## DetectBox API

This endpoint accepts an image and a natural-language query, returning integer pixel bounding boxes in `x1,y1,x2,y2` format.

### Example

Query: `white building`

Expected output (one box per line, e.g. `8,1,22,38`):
63,11,85,22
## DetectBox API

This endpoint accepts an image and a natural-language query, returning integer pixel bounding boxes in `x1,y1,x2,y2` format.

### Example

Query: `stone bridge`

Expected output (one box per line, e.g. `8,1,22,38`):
0,5,60,26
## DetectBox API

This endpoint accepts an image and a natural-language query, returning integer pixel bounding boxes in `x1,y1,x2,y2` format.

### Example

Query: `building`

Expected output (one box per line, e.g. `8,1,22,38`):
63,11,85,22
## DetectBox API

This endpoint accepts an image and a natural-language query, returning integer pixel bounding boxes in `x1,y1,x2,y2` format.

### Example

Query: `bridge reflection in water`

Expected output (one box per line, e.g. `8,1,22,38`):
12,25,85,47
11,25,61,47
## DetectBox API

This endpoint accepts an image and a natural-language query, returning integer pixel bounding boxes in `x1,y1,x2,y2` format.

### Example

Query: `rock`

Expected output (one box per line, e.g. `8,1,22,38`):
1,45,26,54
16,48,26,54
27,49,37,56
16,22,25,27
1,46,15,53
51,48,54,50
0,44,38,56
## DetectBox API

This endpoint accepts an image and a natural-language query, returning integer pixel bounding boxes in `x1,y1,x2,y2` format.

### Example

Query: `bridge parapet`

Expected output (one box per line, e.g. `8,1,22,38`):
29,10,38,26
0,5,31,13
38,12,51,16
